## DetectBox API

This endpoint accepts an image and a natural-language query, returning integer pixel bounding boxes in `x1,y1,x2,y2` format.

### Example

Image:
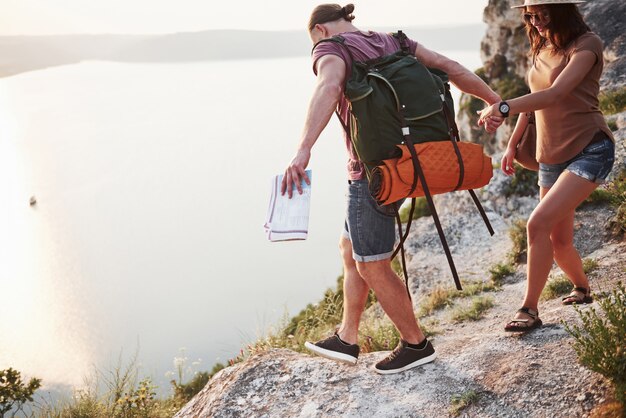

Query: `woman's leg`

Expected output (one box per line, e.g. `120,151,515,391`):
550,208,590,293
511,172,598,323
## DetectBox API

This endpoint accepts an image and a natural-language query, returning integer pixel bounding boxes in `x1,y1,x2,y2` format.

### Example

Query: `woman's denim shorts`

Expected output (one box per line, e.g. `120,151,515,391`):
538,137,615,188
342,178,402,262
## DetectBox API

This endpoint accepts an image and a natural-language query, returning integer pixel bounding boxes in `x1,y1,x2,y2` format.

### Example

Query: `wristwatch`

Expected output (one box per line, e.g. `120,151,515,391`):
498,101,510,118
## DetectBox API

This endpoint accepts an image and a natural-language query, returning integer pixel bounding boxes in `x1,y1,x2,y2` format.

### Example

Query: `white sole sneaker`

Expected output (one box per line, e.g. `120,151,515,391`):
373,351,437,375
304,341,358,365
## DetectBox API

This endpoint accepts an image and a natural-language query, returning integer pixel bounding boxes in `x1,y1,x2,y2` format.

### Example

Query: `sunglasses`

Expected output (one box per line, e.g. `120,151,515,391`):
523,10,550,22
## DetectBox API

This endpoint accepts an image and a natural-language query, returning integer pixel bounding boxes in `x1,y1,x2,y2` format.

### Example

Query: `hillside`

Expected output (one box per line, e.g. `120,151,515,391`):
175,0,625,416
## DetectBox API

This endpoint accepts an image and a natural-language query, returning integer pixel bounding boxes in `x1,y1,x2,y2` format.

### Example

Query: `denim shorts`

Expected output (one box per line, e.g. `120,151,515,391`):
538,137,615,188
342,178,401,262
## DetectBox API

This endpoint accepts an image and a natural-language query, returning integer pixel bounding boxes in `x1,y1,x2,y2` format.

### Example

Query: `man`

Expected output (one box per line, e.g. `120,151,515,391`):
281,3,502,374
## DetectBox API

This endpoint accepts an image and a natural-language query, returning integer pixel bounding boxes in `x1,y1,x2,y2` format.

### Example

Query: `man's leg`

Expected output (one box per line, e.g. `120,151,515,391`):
337,235,370,345
355,259,425,344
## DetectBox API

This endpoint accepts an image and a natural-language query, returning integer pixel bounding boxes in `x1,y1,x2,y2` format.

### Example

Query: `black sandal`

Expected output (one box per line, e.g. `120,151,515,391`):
504,307,542,333
562,287,593,305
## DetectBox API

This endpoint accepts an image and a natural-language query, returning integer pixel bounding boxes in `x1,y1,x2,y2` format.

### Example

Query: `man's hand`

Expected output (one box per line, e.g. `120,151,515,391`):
281,148,311,198
477,103,504,133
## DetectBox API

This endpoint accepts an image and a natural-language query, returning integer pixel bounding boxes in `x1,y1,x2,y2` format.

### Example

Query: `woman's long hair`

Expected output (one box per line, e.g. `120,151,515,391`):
308,3,355,32
524,4,590,56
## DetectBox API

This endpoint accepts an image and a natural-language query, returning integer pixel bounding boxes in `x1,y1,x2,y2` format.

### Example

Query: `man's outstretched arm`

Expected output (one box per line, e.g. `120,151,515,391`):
281,54,346,197
414,44,503,133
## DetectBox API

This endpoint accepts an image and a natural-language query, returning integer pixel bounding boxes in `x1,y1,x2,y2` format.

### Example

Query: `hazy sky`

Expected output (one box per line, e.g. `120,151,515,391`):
1,0,489,36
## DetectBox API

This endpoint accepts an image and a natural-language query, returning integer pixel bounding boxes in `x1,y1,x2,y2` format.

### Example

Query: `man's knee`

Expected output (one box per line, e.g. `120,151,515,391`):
355,258,392,283
339,236,353,261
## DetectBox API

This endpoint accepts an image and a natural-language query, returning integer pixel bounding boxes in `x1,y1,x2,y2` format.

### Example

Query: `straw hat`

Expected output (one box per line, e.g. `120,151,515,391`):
511,0,586,8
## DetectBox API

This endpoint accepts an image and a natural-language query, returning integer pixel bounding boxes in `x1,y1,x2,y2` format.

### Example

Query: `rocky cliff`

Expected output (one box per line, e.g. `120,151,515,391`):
176,1,626,417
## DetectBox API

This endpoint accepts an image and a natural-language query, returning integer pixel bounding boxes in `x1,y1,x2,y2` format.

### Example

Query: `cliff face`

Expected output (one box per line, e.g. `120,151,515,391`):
176,2,625,417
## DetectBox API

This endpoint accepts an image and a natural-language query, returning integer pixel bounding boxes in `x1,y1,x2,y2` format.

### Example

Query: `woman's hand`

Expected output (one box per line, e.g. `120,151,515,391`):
281,148,311,198
477,103,504,133
501,146,517,176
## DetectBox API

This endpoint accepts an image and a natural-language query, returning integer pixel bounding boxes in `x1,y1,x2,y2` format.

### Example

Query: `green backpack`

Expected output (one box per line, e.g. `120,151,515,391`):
313,31,493,292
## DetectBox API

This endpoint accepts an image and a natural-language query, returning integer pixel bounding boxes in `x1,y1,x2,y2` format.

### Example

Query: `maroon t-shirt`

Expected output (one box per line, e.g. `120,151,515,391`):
312,31,419,180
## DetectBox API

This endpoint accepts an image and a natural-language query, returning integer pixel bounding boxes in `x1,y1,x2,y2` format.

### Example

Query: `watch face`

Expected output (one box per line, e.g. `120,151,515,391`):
500,103,510,113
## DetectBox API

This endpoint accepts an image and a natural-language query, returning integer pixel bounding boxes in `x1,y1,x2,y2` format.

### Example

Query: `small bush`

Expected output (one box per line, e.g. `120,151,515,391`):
398,197,431,223
507,219,528,264
489,262,516,286
0,368,41,417
450,296,494,323
418,286,453,316
360,319,401,352
582,258,599,274
418,280,499,317
541,274,572,300
599,87,626,115
493,74,528,103
450,390,480,416
504,165,539,197
585,187,614,205
564,282,626,406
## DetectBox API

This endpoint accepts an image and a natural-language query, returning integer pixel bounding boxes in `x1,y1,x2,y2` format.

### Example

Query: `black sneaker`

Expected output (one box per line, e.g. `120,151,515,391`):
374,339,436,375
304,333,359,365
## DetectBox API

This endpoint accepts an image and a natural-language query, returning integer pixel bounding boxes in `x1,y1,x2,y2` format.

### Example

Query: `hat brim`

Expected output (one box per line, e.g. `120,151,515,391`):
511,1,586,8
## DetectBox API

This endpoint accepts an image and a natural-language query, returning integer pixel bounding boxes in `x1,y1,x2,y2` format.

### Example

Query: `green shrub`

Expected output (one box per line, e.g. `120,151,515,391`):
599,87,626,115
449,390,480,417
418,280,499,317
418,286,454,316
360,318,401,352
398,197,431,223
0,368,41,417
489,262,516,286
360,316,439,353
493,74,528,102
450,296,495,323
582,258,598,274
564,282,626,406
37,357,183,418
541,274,572,300
171,372,210,403
507,219,528,264
504,165,539,197
585,187,614,205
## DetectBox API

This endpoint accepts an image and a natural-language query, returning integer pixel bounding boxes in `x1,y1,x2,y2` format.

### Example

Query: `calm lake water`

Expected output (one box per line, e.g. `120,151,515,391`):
0,51,480,392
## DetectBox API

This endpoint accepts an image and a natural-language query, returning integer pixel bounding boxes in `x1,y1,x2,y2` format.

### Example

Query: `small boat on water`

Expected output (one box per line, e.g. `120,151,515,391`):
29,196,37,206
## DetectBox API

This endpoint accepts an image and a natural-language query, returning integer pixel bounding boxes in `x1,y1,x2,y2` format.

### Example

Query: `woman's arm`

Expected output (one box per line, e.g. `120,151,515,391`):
478,49,597,124
501,112,530,176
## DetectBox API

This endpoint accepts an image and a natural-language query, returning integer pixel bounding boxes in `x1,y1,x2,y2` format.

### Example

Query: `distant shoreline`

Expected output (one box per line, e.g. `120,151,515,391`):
0,25,484,78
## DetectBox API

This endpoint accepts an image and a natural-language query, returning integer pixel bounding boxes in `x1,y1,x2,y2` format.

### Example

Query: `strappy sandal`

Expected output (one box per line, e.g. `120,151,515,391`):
562,287,593,305
504,307,542,333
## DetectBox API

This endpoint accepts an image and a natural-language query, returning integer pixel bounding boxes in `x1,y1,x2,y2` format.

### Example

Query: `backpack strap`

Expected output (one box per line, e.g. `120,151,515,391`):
440,88,495,237
312,36,354,141
404,136,462,291
392,30,411,54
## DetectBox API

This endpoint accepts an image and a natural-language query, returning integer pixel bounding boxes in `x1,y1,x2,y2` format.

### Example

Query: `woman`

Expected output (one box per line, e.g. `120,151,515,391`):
478,0,615,332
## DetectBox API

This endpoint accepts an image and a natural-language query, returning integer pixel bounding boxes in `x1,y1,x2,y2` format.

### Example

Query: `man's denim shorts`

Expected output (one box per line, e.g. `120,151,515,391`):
342,178,401,262
538,137,615,188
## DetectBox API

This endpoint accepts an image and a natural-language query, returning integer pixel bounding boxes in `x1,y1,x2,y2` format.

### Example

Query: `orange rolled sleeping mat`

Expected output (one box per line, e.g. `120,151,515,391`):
370,141,493,205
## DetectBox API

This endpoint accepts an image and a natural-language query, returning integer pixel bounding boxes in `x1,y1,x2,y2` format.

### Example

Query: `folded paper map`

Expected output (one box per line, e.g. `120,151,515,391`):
264,170,312,241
